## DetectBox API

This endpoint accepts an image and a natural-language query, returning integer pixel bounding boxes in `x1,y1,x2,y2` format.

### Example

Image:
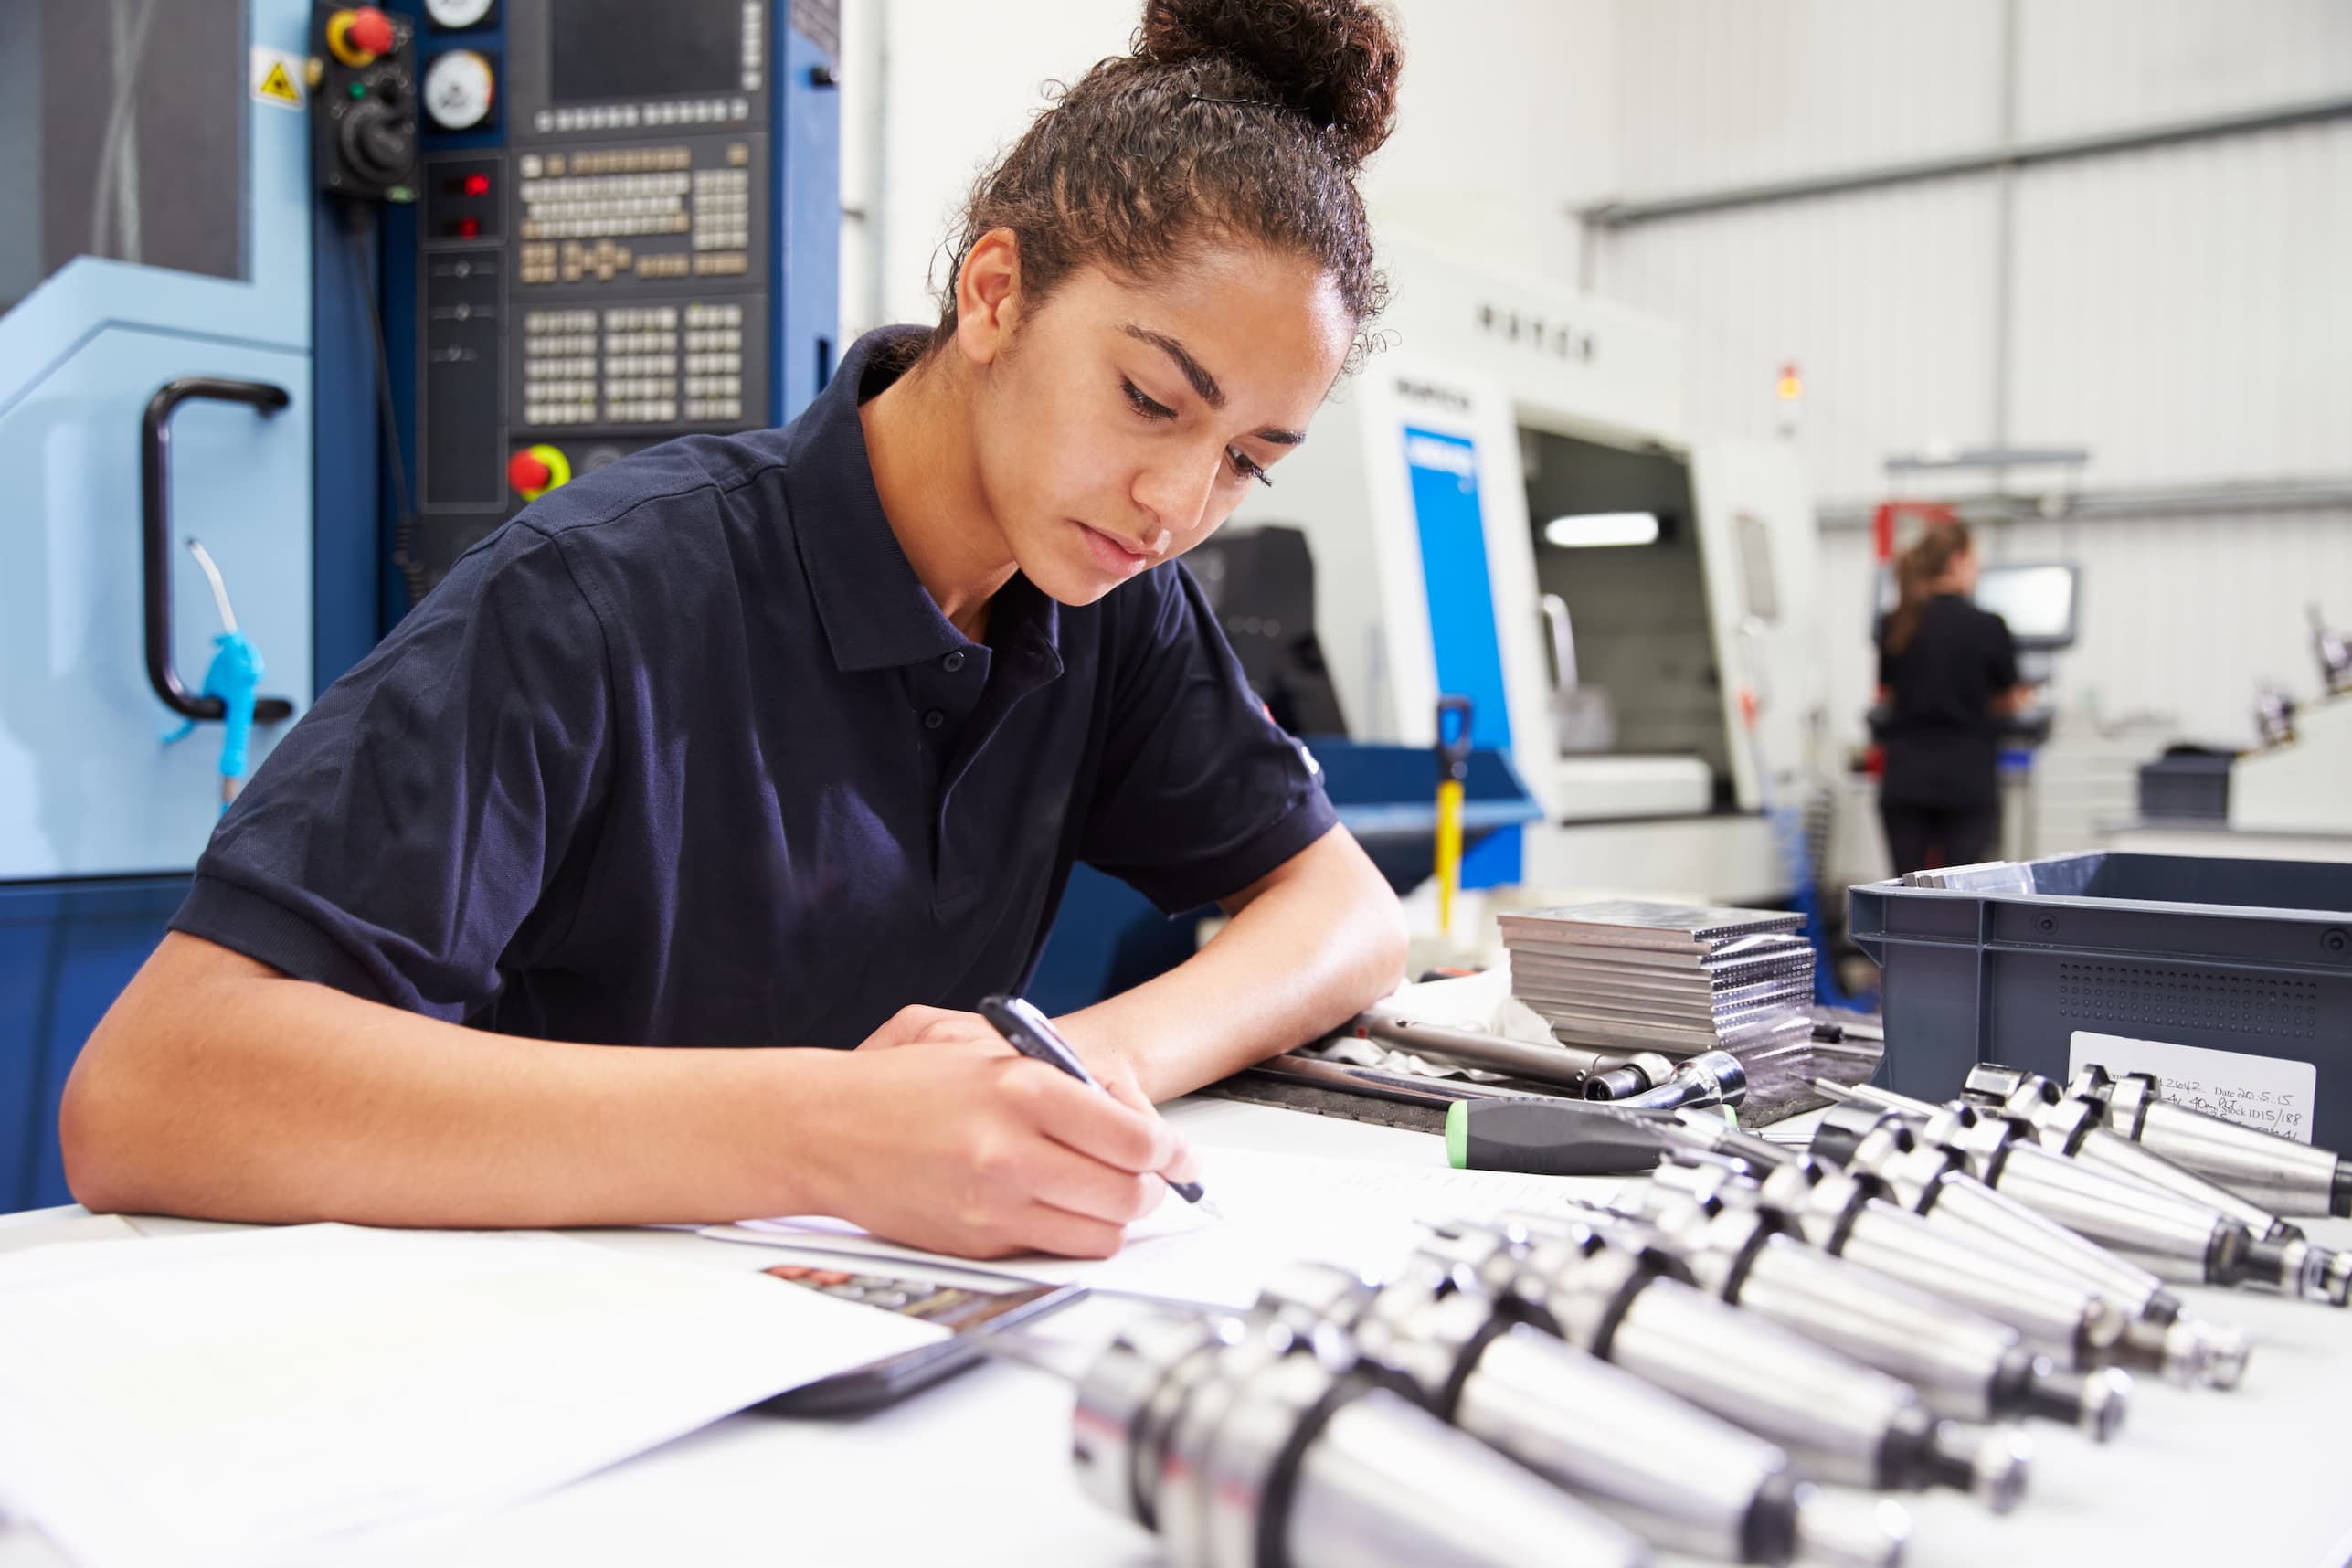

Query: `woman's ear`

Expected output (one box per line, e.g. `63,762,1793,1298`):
953,228,1025,367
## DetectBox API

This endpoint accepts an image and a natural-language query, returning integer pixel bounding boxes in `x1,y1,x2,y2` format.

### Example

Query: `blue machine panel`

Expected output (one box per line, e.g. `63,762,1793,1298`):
1404,427,1521,886
0,879,191,1212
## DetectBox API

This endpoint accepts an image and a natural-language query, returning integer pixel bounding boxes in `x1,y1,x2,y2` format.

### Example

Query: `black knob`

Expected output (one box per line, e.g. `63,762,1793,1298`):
342,103,416,184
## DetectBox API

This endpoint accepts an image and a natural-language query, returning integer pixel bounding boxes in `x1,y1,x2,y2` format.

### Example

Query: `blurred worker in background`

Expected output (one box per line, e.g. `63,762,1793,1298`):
1876,523,2030,874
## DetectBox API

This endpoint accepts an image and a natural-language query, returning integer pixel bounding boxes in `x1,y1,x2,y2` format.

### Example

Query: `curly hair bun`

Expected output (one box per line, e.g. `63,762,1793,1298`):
1139,0,1403,166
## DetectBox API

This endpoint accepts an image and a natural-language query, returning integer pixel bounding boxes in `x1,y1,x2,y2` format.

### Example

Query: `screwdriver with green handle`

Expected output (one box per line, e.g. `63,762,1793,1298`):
1445,1097,1685,1176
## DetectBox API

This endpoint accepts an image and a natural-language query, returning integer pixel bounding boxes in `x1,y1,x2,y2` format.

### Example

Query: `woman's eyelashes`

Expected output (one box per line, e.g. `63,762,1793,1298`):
1118,378,1274,487
1120,377,1175,420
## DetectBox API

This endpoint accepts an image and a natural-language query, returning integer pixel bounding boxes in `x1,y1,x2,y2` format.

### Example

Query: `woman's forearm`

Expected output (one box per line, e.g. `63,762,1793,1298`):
60,932,855,1228
1059,828,1407,1103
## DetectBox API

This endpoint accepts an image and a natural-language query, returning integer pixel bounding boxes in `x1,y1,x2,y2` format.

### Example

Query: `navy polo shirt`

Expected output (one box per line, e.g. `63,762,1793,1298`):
171,327,1337,1049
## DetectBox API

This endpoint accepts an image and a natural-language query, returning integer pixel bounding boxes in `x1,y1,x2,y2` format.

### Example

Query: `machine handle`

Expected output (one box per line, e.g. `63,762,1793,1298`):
143,378,297,726
1539,592,1580,692
1435,694,1475,782
1736,615,1773,715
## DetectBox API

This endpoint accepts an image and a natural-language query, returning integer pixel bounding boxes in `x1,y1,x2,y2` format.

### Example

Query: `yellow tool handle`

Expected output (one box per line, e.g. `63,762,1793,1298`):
1436,778,1465,937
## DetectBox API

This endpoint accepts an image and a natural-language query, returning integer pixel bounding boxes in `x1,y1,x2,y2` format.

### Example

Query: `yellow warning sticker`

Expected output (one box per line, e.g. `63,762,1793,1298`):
252,46,305,109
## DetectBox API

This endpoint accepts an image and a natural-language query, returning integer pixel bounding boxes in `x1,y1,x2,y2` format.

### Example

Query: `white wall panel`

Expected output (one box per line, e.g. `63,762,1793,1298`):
1602,178,2003,502
2017,0,2352,139
2008,122,2352,490
1610,0,2001,193
1994,509,2352,747
862,0,1136,331
1598,3,2351,753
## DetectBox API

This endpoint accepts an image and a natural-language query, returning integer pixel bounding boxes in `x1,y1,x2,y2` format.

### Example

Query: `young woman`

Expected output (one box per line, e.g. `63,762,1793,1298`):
1875,523,2030,874
61,0,1410,1259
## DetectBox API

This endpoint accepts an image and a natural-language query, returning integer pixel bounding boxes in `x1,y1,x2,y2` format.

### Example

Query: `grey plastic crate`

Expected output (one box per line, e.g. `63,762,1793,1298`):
1849,853,2352,1146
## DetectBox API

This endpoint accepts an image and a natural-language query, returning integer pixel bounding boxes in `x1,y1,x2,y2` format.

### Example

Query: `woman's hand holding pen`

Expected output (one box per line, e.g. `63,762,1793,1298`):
831,1006,1201,1259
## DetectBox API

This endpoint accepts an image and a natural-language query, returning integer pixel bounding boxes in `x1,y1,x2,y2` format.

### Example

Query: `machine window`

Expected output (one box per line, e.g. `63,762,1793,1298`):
0,0,246,313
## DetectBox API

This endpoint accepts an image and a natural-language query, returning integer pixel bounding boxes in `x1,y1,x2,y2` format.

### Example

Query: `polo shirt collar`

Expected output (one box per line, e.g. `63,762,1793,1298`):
784,329,1065,679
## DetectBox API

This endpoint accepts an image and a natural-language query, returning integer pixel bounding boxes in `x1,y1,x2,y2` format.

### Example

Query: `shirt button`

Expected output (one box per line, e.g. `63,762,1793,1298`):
942,651,965,673
923,709,945,730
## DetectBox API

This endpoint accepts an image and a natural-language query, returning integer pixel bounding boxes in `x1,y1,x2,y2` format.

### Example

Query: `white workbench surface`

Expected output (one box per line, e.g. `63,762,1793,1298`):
4,1096,2350,1568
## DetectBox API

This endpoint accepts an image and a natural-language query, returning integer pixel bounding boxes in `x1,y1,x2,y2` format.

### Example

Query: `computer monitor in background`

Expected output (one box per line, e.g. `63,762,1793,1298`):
1973,562,2080,651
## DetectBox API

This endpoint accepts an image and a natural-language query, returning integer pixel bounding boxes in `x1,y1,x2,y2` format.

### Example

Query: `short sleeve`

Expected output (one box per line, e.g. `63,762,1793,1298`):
1080,565,1338,914
169,524,613,1020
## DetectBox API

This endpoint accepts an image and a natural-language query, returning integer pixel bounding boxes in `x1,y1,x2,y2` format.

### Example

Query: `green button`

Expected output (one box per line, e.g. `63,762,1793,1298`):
1446,1099,1467,1169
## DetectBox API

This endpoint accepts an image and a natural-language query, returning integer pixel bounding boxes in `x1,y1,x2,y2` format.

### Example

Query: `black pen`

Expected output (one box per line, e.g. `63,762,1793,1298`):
977,994,1217,1212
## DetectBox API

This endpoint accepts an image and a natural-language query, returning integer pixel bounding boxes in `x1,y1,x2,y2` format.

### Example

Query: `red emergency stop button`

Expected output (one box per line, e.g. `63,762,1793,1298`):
327,7,396,67
350,8,395,54
509,443,571,501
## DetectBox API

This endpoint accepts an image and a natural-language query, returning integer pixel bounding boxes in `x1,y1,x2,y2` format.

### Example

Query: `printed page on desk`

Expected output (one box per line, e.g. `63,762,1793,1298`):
704,1146,1626,1308
0,1224,947,1568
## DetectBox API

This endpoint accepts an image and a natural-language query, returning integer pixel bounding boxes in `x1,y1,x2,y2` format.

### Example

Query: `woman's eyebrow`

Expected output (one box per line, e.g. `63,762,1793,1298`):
1120,323,1226,409
1118,322,1306,444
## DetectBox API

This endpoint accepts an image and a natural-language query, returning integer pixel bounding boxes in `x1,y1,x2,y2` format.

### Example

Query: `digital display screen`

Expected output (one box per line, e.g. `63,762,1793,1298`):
1974,564,2078,644
551,0,746,102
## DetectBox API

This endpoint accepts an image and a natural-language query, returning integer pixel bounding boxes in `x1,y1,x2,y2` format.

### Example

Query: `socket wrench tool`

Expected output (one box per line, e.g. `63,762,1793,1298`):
2002,1063,2351,1219
1255,1254,1910,1568
1832,1082,2342,1306
1809,1105,2248,1390
1962,1069,2352,1305
1071,1311,1652,1568
1584,1049,1751,1111
1602,1184,2128,1440
1595,1049,1750,1111
1435,1215,2031,1510
1651,1156,2139,1378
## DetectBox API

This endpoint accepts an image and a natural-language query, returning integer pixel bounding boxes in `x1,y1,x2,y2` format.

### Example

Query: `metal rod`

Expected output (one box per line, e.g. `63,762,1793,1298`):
1354,1015,1615,1090
1818,475,2352,528
1576,93,2352,228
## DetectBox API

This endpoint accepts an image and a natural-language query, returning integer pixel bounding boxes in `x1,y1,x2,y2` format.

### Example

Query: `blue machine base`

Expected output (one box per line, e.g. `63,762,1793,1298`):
0,877,188,1212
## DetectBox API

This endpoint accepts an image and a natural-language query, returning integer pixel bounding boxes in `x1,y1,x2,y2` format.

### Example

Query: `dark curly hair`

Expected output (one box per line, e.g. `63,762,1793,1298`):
928,0,1404,370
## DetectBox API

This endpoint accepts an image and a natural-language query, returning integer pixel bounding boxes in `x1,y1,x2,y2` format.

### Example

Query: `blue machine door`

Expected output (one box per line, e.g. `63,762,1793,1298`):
0,0,316,880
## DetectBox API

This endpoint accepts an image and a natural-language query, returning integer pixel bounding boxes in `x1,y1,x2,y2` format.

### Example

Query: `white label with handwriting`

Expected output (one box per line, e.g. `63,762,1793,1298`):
2069,1032,2316,1144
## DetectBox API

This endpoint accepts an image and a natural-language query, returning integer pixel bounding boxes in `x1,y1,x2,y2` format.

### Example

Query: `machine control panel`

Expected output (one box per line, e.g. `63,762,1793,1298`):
394,0,834,596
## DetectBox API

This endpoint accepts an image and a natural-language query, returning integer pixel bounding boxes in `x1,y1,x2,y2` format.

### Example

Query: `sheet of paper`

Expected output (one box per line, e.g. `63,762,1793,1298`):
705,1146,1626,1308
2071,1030,2318,1144
0,1224,947,1568
0,1212,142,1256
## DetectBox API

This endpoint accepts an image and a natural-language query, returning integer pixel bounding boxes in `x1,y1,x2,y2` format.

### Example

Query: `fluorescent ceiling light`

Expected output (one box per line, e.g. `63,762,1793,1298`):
1544,512,1660,548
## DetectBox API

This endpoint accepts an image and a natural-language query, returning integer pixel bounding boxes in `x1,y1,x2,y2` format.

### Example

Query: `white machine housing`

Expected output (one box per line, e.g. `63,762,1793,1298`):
1234,236,1825,901
2231,696,2352,834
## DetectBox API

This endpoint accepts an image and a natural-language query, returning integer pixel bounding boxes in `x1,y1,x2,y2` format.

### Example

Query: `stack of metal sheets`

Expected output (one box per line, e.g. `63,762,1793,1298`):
1498,900,1817,1056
